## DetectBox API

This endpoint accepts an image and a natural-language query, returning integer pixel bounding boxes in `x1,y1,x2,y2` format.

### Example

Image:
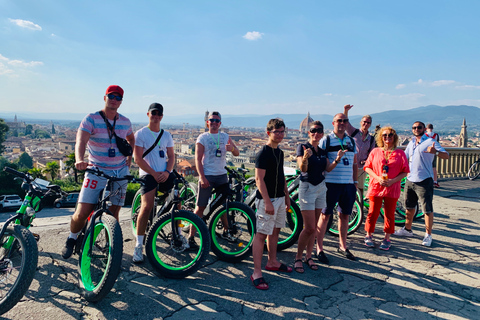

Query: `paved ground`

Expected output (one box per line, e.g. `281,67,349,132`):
1,179,479,319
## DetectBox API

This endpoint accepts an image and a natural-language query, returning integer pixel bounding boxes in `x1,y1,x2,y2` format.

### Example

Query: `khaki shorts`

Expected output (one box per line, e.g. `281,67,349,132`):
255,197,286,235
298,180,327,211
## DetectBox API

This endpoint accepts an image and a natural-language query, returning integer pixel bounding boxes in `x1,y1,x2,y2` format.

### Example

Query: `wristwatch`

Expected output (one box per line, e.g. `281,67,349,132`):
435,151,439,156
334,159,340,164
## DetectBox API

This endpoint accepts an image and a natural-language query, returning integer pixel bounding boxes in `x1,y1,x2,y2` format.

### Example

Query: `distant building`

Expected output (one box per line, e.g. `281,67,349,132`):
458,118,468,148
299,112,314,134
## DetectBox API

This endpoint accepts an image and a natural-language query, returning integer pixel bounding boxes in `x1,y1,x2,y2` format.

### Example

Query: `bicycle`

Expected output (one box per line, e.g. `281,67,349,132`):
1,167,62,314
131,170,210,278
241,169,302,251
72,167,144,302
468,154,480,180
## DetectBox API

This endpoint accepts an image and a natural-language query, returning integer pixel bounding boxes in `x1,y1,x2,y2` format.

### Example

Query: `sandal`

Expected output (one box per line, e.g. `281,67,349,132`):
305,257,318,271
250,275,269,290
294,259,304,273
265,263,293,273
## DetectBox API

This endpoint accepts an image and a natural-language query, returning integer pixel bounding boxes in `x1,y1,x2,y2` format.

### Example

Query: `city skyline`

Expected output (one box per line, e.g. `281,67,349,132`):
1,1,480,117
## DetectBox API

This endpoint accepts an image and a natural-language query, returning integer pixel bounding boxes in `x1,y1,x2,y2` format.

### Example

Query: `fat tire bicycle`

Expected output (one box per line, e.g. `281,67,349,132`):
131,170,209,279
73,167,143,302
468,155,480,180
1,167,63,314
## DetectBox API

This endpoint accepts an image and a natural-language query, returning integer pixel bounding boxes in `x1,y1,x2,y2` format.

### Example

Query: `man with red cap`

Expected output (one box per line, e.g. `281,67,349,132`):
62,85,134,259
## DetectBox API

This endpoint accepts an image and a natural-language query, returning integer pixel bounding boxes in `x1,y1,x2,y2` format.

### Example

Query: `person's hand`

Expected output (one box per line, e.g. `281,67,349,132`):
225,142,234,152
424,142,437,154
75,161,88,171
199,176,210,189
265,201,275,215
285,197,291,212
152,171,163,183
126,156,132,167
344,104,353,112
337,149,346,159
303,146,312,160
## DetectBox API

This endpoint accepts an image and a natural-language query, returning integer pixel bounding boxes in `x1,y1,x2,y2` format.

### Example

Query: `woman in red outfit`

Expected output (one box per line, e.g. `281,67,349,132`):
363,126,409,250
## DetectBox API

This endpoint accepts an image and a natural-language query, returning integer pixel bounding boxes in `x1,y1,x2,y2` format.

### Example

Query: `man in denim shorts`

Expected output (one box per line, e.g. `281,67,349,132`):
394,121,449,247
251,118,292,290
61,85,134,259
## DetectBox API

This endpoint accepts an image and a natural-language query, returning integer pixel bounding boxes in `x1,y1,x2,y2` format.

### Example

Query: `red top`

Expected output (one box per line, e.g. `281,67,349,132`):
364,148,409,198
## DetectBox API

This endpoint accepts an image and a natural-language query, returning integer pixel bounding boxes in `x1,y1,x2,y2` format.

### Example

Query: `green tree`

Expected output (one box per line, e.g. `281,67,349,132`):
43,161,60,181
17,152,33,169
65,152,76,174
34,129,51,139
25,124,33,135
0,118,9,155
28,168,46,179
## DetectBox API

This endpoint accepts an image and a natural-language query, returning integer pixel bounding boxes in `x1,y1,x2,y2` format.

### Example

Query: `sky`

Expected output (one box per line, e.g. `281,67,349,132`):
1,0,480,120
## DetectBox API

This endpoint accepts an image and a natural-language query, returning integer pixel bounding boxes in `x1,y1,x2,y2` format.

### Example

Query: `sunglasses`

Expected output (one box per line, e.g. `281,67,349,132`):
150,110,162,116
335,119,349,123
412,126,424,130
309,128,324,134
382,133,394,138
106,94,122,101
363,121,371,124
208,118,221,123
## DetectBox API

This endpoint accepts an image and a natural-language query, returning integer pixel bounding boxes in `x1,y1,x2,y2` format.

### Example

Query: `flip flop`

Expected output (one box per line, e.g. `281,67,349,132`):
265,263,293,273
250,275,269,290
305,257,318,271
294,259,304,273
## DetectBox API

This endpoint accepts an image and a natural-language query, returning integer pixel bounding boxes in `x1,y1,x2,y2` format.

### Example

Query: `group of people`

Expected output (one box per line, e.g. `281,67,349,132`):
60,85,450,292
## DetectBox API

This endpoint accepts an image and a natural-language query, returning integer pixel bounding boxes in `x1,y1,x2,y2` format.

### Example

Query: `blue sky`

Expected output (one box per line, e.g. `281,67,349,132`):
1,0,480,120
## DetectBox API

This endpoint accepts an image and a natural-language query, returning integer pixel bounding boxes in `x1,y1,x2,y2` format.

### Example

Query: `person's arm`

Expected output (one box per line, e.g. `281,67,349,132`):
353,154,358,186
424,141,450,160
133,142,162,182
325,150,346,172
75,130,90,171
297,145,310,173
166,146,175,173
195,142,209,188
343,104,356,134
225,137,240,156
125,132,135,167
283,175,291,210
255,168,274,215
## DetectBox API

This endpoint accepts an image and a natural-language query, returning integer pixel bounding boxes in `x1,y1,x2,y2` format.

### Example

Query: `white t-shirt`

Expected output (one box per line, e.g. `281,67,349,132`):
196,132,229,176
134,126,174,176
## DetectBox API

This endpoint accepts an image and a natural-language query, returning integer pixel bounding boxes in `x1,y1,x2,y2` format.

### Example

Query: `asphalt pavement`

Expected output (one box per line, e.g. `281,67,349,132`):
1,178,479,320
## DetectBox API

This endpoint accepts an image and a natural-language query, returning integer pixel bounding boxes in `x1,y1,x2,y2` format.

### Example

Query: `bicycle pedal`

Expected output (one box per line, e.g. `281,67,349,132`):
32,233,40,242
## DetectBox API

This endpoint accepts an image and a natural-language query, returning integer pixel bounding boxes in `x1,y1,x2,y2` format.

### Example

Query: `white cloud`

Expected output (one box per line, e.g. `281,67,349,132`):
431,80,455,87
323,93,332,96
242,31,264,41
8,18,42,31
8,60,43,67
0,62,15,76
455,84,480,90
395,84,406,89
0,54,43,77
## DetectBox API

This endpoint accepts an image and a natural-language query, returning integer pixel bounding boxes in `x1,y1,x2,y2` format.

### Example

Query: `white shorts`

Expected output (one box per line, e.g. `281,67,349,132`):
298,180,327,211
255,196,286,235
78,166,129,206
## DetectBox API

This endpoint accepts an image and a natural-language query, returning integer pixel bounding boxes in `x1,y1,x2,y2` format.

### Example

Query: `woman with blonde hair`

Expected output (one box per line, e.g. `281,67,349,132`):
363,126,409,250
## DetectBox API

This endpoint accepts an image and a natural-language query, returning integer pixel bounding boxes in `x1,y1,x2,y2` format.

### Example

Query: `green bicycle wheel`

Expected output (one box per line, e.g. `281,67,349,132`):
327,200,364,236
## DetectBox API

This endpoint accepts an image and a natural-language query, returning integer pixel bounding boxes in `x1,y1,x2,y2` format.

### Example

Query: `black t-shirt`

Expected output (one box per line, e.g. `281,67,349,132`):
255,145,285,199
296,142,327,186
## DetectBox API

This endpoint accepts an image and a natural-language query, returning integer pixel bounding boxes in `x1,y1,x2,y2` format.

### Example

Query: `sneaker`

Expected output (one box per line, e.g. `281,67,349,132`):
379,239,391,251
132,245,144,264
188,237,199,250
364,236,374,248
221,230,237,243
394,227,414,237
315,251,329,265
61,237,77,259
337,248,356,261
422,234,432,247
434,182,440,188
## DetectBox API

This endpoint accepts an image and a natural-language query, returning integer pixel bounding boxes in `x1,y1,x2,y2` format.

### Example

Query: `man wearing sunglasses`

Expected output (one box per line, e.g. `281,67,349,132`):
188,111,240,248
343,104,376,211
394,121,449,247
131,103,175,263
62,85,134,259
316,113,358,261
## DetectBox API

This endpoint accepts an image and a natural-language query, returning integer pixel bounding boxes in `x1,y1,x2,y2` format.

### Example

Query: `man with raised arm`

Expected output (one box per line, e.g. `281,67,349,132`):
251,118,292,290
188,111,239,248
394,121,449,247
316,112,358,261
62,85,134,259
343,104,375,208
132,103,175,263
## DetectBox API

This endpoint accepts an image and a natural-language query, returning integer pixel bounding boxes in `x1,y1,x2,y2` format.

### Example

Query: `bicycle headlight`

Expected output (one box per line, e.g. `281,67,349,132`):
21,182,29,191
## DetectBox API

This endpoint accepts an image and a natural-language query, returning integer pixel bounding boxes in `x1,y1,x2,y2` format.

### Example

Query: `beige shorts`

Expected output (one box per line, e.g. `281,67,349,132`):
255,197,286,235
298,180,327,211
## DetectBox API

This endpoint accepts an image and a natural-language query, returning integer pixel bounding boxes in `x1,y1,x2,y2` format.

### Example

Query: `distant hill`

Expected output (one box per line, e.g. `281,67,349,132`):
1,105,479,133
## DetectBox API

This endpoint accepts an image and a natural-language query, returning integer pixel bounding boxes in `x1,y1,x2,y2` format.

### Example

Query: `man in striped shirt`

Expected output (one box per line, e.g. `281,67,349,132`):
62,85,134,259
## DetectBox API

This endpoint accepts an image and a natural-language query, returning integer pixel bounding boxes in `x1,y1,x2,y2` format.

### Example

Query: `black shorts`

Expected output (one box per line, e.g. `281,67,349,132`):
325,183,357,215
140,173,174,195
405,178,434,214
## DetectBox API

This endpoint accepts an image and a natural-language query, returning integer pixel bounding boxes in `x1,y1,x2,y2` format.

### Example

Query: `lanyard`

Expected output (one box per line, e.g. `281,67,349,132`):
149,128,162,148
107,117,117,143
209,133,220,150
333,133,346,151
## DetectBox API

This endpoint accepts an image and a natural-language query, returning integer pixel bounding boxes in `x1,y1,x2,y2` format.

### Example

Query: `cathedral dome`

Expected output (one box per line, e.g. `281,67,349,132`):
299,112,314,133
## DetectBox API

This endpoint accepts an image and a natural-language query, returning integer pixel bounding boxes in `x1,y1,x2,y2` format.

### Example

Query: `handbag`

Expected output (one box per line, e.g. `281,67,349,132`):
99,111,133,157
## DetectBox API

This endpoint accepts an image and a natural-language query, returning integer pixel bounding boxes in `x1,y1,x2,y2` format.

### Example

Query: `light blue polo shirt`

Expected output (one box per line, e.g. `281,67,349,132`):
405,134,447,183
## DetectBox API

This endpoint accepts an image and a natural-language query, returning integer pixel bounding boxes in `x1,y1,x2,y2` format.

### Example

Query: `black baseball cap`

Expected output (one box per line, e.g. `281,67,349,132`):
148,103,163,114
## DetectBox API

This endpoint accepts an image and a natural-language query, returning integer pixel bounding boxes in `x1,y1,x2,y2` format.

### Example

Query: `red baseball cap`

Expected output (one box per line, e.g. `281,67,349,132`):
105,85,124,97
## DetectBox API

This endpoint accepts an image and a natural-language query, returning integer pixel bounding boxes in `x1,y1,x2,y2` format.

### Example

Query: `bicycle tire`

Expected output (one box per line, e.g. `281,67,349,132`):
277,197,303,251
180,183,197,212
145,210,209,279
327,200,363,236
0,225,38,315
468,161,480,180
382,189,422,225
209,201,256,262
78,214,123,302
131,189,143,237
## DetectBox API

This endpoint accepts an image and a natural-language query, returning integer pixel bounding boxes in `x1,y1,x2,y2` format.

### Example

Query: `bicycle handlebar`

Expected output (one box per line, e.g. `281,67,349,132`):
3,166,32,183
84,168,146,185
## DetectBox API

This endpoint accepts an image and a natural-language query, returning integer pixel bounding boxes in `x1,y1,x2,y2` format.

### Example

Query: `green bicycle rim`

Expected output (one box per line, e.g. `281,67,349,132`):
210,208,254,256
